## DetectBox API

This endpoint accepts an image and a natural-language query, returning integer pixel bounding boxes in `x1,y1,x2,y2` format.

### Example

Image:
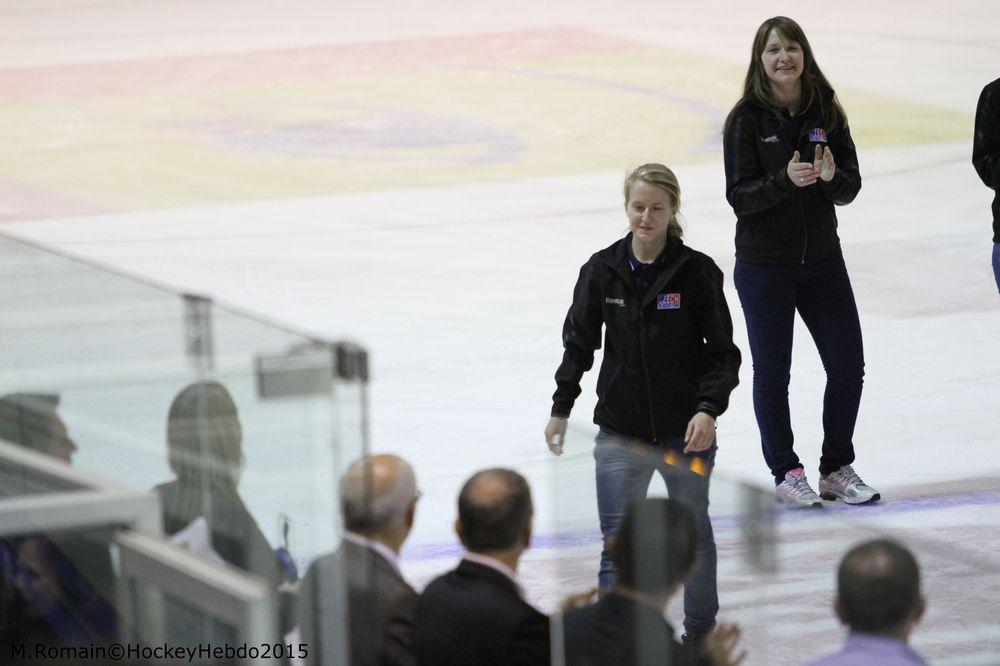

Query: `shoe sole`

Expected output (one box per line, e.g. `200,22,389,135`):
819,491,881,505
775,495,823,509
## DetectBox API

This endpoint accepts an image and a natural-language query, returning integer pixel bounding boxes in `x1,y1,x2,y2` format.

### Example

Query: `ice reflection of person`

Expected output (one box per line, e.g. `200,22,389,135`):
0,393,78,463
0,393,116,647
154,381,284,585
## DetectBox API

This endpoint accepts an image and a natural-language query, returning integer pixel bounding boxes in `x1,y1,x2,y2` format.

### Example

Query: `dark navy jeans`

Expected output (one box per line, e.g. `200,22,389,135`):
594,429,718,636
734,255,864,482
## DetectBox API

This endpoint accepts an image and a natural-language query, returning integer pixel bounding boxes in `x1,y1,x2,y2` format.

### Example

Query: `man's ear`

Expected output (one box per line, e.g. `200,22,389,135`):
454,518,464,545
405,500,417,530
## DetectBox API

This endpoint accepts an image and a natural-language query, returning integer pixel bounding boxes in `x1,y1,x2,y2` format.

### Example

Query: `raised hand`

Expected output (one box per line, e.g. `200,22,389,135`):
701,622,746,666
814,144,836,182
787,150,818,187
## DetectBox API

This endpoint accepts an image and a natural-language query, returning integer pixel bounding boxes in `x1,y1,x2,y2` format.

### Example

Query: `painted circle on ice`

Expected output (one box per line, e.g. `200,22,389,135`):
205,106,523,165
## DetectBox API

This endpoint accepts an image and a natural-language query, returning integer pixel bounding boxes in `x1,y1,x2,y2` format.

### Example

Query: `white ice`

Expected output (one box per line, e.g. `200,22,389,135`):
2,2,999,663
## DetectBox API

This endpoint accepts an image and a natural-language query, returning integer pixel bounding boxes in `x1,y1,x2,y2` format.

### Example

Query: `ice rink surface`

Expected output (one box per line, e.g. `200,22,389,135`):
2,1,999,663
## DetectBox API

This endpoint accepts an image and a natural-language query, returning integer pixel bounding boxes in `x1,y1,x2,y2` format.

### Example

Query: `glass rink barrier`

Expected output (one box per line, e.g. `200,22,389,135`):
536,429,1000,666
0,231,370,664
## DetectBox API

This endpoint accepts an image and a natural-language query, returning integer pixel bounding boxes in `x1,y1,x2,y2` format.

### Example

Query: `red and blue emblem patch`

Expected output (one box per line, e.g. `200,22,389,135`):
657,293,681,310
809,128,828,143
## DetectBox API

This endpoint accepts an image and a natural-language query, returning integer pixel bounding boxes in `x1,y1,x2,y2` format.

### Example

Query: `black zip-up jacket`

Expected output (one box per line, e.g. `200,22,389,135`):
974,77,1000,243
724,89,862,265
551,236,741,444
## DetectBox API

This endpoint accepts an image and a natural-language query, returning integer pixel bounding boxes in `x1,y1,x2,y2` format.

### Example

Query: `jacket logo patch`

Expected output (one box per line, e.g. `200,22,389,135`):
760,134,779,143
809,128,828,143
657,293,681,310
605,297,626,307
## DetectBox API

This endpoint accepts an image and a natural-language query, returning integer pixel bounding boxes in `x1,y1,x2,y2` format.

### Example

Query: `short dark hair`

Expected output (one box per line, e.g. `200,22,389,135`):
838,539,921,633
457,468,532,552
613,498,697,594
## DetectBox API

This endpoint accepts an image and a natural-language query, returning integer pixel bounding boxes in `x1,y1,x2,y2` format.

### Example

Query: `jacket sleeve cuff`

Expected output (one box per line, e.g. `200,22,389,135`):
696,401,722,419
551,405,572,418
778,166,794,191
819,168,841,189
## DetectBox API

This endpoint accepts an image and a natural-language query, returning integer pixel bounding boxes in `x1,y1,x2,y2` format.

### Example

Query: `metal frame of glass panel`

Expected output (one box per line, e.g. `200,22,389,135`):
0,439,161,536
114,530,278,650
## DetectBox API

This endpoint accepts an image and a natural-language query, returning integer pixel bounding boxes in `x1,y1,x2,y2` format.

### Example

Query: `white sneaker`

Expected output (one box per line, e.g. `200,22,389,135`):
775,468,822,509
819,465,880,504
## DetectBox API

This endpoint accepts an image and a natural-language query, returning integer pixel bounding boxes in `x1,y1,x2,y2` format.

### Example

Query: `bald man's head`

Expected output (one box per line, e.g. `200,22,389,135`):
457,468,532,553
836,539,924,635
340,454,417,536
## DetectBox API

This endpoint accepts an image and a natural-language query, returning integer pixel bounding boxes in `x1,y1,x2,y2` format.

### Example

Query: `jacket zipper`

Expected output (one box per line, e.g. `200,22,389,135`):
800,210,809,264
637,309,659,444
781,111,810,264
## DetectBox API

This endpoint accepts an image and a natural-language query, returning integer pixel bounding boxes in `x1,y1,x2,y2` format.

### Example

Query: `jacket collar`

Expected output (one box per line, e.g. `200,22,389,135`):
461,553,524,599
343,531,402,576
455,557,524,600
599,234,689,305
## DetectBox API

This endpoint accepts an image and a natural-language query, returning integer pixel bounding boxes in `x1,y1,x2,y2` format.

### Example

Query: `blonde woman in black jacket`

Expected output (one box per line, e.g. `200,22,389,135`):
723,16,879,509
545,163,741,641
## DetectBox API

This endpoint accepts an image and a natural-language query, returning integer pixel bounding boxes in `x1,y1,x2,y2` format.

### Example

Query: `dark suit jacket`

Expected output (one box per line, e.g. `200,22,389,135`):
562,592,706,666
411,558,550,666
298,538,416,666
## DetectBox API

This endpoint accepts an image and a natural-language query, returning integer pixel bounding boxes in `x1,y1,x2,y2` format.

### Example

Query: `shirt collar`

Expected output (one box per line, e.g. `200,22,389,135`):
625,234,670,271
842,633,926,664
462,552,525,599
343,531,402,576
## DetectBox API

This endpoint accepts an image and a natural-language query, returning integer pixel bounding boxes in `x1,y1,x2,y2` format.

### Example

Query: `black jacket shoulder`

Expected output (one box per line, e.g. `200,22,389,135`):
299,540,417,666
563,592,707,666
413,560,549,666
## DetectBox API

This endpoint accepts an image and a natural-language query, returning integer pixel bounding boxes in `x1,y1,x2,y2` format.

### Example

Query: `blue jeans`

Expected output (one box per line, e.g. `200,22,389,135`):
734,256,864,482
594,430,718,636
993,243,1000,294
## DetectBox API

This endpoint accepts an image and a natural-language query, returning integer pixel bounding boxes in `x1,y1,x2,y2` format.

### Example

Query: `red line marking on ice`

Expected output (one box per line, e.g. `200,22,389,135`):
0,28,641,102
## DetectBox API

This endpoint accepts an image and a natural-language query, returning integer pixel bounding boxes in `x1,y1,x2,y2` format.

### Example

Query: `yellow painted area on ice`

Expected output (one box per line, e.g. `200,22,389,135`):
0,45,972,214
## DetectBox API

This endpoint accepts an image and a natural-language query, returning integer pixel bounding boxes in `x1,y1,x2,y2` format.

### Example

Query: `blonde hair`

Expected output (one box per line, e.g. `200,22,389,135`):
623,163,683,240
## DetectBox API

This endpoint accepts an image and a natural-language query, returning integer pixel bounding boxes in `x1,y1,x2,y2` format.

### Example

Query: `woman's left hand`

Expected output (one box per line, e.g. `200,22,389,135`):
814,145,836,182
683,411,716,454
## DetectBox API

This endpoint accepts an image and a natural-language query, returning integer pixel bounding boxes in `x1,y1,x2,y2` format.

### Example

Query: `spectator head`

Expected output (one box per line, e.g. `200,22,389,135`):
612,498,697,598
167,382,243,488
0,393,77,463
836,539,925,638
340,454,418,552
456,468,533,557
